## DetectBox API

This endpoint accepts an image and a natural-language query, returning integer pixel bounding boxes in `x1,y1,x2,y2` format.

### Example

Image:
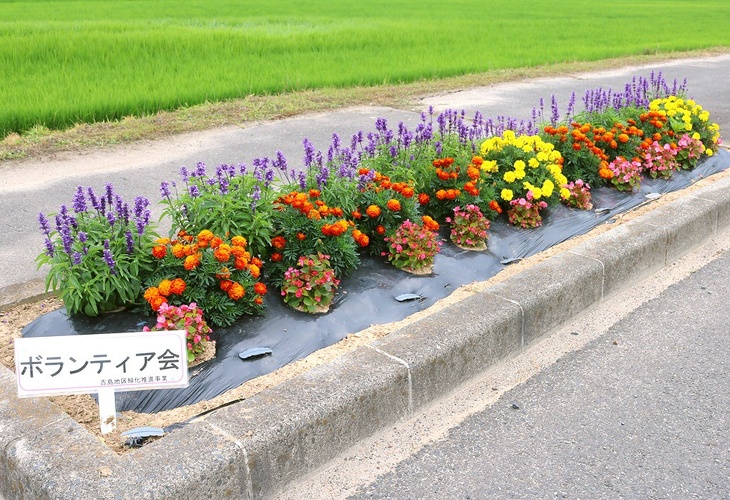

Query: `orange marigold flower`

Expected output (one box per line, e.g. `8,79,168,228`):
231,235,247,247
271,252,283,263
386,199,401,211
254,296,264,305
436,189,447,200
308,189,321,198
271,235,286,250
219,279,233,292
158,279,173,297
352,210,362,219
376,225,386,235
152,245,167,259
143,287,160,302
599,167,614,180
418,193,430,205
366,205,382,218
308,209,321,220
467,166,480,180
150,295,167,312
296,232,306,241
155,237,171,245
489,200,503,214
228,282,245,301
471,156,484,166
183,253,201,271
210,237,223,249
171,243,186,258
214,248,231,263
254,282,268,295
197,229,214,243
618,133,629,143
422,215,440,232
248,264,261,279
170,278,186,295
234,258,248,270
357,233,370,247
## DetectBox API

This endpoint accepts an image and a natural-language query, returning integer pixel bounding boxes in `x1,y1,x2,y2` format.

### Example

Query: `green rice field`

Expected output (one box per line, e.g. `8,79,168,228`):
2,0,729,138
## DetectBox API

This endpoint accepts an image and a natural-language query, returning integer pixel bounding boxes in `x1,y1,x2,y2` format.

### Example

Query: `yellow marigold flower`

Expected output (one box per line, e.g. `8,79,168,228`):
536,151,549,162
503,171,516,183
542,179,555,195
548,151,562,162
513,160,526,170
692,132,701,140
560,187,571,200
528,158,540,168
531,187,542,200
699,111,710,122
503,130,516,141
521,145,532,153
500,189,514,201
481,160,498,173
515,169,526,180
706,149,714,156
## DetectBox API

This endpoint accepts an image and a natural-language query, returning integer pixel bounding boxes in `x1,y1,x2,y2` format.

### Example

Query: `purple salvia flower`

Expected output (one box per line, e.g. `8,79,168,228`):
106,210,116,227
180,166,190,183
389,145,398,158
550,95,559,126
60,224,73,255
375,117,388,133
264,168,275,187
297,171,307,190
87,187,101,211
72,186,87,213
105,183,114,206
250,185,261,211
195,162,206,177
102,240,116,275
125,230,134,253
188,185,200,197
303,138,315,168
160,181,171,198
331,132,341,151
207,178,217,186
316,166,330,189
219,176,229,195
274,151,288,171
72,252,82,266
37,212,52,237
44,238,54,257
238,163,247,175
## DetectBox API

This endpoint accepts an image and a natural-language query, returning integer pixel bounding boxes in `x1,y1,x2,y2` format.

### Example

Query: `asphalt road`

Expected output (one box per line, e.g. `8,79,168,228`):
1,54,729,306
349,247,730,499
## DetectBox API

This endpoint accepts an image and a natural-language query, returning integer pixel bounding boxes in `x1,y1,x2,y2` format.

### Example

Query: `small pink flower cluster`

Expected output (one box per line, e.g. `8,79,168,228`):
561,179,592,210
143,302,212,363
675,133,706,170
383,219,442,272
281,253,340,313
608,156,643,192
507,198,548,229
642,141,679,179
446,205,490,248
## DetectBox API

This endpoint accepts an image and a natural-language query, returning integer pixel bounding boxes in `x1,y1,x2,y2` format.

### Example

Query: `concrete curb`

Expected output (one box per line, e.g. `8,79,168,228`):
3,175,730,499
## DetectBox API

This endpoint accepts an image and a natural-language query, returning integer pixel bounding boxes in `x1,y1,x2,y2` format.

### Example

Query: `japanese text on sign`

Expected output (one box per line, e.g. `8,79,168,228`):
15,330,188,397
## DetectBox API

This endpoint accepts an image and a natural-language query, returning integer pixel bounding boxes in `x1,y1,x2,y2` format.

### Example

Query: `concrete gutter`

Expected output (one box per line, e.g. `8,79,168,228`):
2,174,730,499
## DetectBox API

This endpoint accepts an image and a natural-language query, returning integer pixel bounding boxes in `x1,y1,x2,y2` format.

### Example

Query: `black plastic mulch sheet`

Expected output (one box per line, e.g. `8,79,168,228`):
22,150,730,413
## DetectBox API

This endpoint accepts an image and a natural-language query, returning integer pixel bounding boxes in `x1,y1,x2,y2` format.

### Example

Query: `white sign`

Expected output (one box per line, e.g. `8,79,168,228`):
15,330,189,398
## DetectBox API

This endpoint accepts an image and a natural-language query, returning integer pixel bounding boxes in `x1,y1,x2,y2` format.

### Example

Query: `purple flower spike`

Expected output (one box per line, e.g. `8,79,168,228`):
72,252,82,266
160,181,171,198
125,230,134,253
180,166,190,183
87,187,100,211
44,238,54,257
188,185,200,198
102,240,116,275
105,183,114,206
72,186,87,213
37,212,52,237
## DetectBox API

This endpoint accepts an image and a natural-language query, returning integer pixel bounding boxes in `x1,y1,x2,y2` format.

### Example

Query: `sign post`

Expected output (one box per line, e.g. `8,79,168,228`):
15,330,189,434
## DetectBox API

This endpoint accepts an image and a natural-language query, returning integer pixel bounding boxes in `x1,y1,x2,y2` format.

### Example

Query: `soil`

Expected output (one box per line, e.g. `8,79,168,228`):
2,159,729,454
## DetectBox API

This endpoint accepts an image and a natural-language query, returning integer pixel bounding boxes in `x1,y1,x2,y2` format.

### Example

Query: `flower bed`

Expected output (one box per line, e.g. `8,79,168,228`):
30,72,724,408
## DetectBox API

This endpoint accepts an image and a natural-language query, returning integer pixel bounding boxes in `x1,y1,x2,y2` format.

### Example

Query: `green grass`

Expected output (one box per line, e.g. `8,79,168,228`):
2,0,730,138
